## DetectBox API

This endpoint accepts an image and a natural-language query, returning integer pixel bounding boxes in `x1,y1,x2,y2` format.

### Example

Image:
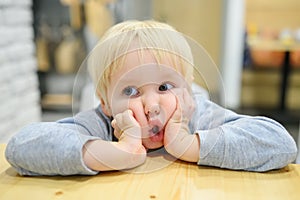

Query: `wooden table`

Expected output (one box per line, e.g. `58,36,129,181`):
1,144,300,200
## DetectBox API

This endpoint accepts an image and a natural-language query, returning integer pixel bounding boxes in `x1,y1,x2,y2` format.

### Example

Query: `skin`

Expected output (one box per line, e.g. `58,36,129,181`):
82,50,200,171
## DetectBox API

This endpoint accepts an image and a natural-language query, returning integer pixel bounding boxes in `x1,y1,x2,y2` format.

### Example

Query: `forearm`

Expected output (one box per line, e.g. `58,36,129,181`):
165,133,200,163
197,117,297,171
83,139,146,171
5,122,99,176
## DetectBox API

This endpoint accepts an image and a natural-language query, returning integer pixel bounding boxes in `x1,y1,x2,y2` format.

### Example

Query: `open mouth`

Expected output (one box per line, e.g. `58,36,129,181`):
149,125,164,142
151,125,160,134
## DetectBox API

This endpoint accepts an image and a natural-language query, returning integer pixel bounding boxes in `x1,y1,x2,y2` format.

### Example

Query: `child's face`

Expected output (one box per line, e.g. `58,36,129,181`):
104,50,190,149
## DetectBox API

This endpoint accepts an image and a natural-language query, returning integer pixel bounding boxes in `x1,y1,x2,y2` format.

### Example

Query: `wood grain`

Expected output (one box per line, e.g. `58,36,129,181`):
1,144,300,200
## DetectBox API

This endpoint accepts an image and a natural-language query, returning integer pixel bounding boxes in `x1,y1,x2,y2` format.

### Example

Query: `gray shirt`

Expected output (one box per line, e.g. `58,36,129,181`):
5,90,297,176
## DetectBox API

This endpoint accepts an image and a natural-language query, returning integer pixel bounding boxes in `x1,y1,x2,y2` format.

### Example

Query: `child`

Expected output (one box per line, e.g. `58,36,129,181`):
5,20,297,176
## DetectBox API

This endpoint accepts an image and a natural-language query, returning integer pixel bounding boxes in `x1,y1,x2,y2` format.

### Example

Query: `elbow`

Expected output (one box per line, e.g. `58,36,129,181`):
5,137,27,175
5,136,17,166
249,141,298,172
279,132,298,164
251,152,297,172
224,136,298,172
282,139,298,164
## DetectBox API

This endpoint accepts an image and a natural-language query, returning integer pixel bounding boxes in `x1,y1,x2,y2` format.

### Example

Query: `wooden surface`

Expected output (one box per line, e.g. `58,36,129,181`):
1,144,300,200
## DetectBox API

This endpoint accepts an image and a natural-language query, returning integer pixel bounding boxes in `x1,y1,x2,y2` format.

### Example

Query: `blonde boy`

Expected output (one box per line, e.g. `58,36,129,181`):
6,20,297,175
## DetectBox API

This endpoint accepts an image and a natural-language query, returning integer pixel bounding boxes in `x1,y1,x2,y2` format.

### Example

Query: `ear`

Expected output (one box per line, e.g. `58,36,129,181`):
96,90,112,117
100,98,112,117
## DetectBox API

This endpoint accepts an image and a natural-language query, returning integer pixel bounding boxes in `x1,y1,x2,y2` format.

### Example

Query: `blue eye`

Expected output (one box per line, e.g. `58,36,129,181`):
158,83,174,91
123,86,139,97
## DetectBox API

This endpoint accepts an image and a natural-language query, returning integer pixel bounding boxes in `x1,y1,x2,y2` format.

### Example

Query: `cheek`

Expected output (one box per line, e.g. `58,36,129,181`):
160,94,177,120
110,98,146,124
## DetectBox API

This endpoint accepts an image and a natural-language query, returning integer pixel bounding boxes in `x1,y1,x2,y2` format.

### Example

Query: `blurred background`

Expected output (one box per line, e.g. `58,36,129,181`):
0,0,299,149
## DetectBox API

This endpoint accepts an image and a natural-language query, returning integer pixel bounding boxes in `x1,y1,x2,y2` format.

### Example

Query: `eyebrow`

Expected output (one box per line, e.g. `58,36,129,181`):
114,66,184,88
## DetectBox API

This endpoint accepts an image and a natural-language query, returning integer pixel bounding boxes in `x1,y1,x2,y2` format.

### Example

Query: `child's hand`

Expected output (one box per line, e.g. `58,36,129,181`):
111,110,147,168
164,88,200,162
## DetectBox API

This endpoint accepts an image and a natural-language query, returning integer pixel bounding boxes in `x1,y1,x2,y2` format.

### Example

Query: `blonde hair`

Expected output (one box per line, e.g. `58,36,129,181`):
87,20,194,104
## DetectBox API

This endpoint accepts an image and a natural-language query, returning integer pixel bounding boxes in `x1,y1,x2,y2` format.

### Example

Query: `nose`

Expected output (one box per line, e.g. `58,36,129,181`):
145,104,160,117
143,91,160,118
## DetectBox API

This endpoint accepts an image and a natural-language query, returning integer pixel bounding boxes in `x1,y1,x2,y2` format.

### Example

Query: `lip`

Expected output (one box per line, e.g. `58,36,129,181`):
148,126,162,136
149,128,164,142
148,118,162,131
148,118,164,142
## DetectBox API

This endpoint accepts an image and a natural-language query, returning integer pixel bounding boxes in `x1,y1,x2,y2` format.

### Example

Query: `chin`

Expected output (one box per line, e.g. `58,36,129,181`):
143,140,164,150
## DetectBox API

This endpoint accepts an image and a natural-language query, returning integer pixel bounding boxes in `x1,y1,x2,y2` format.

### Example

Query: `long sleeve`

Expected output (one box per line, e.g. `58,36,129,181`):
190,95,298,172
5,88,298,175
5,107,112,176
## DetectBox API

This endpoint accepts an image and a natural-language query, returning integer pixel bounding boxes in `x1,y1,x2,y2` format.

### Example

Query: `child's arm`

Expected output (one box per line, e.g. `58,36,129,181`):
82,110,146,171
164,89,200,162
166,92,297,171
5,121,99,176
5,108,145,176
82,139,146,171
164,111,200,163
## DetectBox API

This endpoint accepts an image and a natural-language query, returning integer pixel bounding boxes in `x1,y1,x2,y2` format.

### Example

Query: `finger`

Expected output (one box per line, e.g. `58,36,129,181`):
111,118,122,138
182,88,193,104
182,88,195,117
170,108,182,123
113,113,124,135
122,110,137,126
182,88,189,102
114,129,121,139
171,89,194,124
171,88,183,110
114,113,123,125
115,112,131,130
114,110,140,139
111,119,117,129
171,87,183,97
